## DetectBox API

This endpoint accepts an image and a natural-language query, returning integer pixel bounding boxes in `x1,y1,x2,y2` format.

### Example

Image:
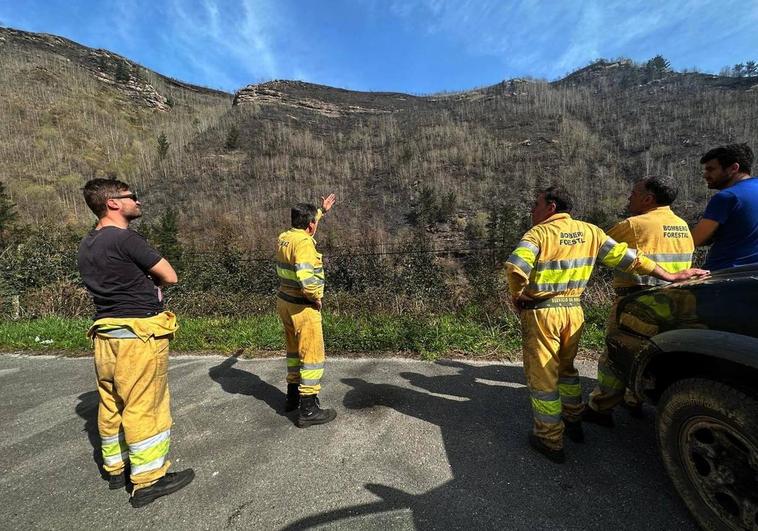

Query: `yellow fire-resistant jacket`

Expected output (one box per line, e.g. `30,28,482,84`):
608,206,694,288
506,213,657,300
276,210,326,303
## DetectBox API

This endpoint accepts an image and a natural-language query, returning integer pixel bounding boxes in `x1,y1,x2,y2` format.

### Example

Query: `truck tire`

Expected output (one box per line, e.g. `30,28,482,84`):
657,378,758,531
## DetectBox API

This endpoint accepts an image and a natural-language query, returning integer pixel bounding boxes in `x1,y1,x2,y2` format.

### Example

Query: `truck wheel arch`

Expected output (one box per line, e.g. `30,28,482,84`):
631,330,758,402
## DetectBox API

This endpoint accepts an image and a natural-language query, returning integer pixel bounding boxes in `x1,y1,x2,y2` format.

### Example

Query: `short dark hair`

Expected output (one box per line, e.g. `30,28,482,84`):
291,203,318,229
641,175,678,206
540,185,573,213
83,178,130,218
700,143,753,174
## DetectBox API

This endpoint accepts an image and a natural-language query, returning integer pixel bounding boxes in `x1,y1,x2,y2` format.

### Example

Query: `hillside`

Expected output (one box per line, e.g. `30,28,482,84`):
0,27,231,227
2,27,758,252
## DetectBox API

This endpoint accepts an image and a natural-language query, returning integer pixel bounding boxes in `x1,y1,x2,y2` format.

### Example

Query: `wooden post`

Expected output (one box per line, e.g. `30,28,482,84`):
11,294,20,320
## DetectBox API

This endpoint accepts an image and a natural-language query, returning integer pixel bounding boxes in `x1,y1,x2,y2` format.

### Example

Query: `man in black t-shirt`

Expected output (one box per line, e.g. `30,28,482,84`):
78,178,194,508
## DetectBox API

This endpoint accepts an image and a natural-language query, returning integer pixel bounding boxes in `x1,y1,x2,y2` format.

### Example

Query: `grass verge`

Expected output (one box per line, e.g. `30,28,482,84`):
0,309,608,359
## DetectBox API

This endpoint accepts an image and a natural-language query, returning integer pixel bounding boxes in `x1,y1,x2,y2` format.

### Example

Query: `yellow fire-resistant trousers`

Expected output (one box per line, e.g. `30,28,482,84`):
521,305,585,450
587,299,633,412
94,334,172,490
277,298,325,396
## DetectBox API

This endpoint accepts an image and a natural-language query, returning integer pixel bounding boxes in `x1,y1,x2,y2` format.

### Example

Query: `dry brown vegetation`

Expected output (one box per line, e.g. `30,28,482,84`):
0,28,231,227
1,29,757,318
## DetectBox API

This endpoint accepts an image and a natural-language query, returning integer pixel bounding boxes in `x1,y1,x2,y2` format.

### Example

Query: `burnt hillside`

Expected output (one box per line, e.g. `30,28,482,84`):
2,28,757,251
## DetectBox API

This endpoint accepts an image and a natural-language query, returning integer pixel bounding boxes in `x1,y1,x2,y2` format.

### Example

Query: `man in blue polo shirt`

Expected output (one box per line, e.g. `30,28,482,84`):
691,143,758,270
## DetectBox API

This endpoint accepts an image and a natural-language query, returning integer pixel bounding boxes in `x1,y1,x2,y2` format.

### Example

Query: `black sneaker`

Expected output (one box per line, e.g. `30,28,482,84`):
108,471,126,490
130,469,195,508
528,433,566,464
563,420,585,443
582,406,615,428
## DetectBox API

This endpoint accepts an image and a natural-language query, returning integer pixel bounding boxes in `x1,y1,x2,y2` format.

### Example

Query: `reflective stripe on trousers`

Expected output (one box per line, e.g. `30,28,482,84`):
129,429,171,475
94,334,172,489
588,299,628,412
277,298,326,395
531,390,561,424
597,359,625,394
588,352,627,412
558,375,582,405
521,305,585,450
101,431,129,468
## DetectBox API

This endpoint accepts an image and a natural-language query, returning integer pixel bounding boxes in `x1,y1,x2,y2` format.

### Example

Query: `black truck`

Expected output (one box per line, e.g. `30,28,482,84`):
605,264,758,531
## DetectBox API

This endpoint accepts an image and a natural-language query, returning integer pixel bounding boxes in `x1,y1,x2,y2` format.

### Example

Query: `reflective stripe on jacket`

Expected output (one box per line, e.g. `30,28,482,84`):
276,210,325,302
505,213,657,300
608,206,694,288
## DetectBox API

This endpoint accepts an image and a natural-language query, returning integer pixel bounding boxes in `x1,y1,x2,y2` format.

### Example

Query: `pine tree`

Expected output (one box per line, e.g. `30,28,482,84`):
153,208,182,265
0,181,17,246
115,60,131,82
745,61,757,77
225,126,240,150
157,133,170,159
646,55,671,80
97,55,108,73
416,186,438,226
437,191,457,223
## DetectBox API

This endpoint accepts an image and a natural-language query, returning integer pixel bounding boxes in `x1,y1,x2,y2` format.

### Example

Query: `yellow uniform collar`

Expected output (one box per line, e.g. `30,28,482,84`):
539,213,572,225
641,206,672,215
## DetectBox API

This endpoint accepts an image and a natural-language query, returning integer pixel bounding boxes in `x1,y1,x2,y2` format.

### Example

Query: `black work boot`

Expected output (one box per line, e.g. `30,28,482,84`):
297,395,337,428
108,471,126,490
130,469,195,508
528,433,565,464
285,383,300,412
563,420,585,443
582,406,615,428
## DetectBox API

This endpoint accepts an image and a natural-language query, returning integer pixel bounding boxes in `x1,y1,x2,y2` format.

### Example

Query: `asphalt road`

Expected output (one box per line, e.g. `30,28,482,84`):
0,354,695,530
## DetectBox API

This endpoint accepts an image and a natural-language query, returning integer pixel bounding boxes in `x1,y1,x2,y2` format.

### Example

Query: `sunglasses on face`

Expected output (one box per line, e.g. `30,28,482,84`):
110,192,139,202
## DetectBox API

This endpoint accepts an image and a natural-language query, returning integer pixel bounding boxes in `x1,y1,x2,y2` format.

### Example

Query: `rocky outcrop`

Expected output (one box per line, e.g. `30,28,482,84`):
233,81,392,117
0,27,229,111
87,49,172,111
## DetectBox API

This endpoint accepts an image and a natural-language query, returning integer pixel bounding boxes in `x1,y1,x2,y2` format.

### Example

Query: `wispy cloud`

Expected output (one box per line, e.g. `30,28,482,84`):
157,0,312,90
3,0,758,93
111,1,138,49
382,0,756,79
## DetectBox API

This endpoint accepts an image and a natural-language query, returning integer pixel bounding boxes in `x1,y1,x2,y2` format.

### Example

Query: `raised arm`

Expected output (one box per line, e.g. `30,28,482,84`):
321,193,336,213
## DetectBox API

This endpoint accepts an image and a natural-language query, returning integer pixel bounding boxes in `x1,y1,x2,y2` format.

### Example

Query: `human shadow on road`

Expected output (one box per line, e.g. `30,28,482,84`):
209,355,293,421
74,391,106,480
282,360,694,530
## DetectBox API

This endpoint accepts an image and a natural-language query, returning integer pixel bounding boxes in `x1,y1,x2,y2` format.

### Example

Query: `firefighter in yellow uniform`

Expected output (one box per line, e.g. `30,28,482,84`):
78,178,194,508
506,185,706,463
584,176,694,426
276,194,338,428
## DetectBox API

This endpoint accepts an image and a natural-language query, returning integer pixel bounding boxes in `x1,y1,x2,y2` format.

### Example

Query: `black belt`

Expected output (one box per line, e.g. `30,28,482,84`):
277,291,313,306
518,297,582,310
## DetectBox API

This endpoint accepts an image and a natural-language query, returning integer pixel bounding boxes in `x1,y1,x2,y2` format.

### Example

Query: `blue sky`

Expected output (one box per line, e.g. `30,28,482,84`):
3,0,758,94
